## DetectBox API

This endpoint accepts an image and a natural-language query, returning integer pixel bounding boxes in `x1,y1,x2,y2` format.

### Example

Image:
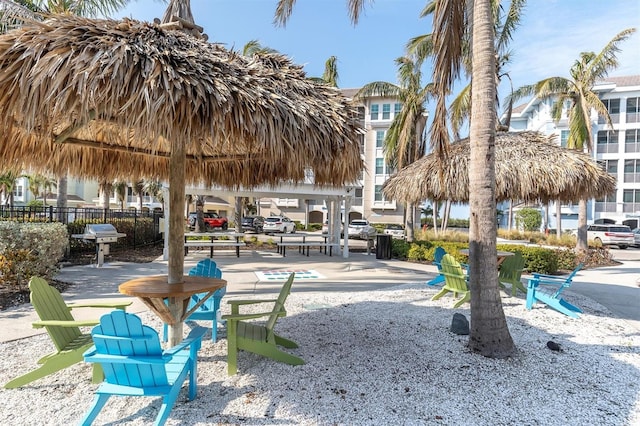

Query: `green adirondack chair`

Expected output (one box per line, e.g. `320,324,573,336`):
223,273,304,375
4,276,131,389
431,254,470,308
498,252,527,296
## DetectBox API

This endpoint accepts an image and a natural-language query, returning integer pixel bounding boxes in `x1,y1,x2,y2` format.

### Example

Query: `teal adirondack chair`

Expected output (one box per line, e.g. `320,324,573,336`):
223,272,303,375
431,254,470,308
526,263,584,318
498,252,527,296
80,310,207,426
426,246,447,286
162,258,226,342
4,276,131,389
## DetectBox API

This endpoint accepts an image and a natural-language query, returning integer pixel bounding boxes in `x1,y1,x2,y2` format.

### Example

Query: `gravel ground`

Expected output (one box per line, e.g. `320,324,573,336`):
0,284,639,426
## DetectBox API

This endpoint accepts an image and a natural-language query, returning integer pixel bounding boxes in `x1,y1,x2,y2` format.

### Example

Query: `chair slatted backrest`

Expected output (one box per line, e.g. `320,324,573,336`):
440,254,468,292
499,252,525,282
433,246,446,266
552,263,584,298
91,310,167,387
188,258,225,309
265,273,295,334
29,277,82,351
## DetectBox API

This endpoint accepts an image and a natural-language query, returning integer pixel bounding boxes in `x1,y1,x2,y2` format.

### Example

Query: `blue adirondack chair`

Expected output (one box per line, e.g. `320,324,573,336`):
526,263,584,318
426,246,447,286
163,258,226,342
80,310,206,426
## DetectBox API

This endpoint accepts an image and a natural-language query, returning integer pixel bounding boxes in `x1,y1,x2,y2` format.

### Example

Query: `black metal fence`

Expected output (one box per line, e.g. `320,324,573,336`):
0,206,164,251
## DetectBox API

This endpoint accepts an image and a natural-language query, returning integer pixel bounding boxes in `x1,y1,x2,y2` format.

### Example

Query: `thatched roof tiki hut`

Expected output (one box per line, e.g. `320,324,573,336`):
0,7,362,344
383,131,616,207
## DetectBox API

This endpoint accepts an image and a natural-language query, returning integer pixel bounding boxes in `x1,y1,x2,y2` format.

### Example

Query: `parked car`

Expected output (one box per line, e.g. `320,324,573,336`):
384,224,405,239
586,224,634,249
348,219,376,239
187,212,228,231
633,228,640,248
241,215,265,233
263,216,296,234
322,220,344,236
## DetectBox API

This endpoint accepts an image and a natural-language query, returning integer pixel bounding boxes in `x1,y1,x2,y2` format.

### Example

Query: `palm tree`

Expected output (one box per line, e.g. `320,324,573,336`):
354,55,431,241
144,180,165,210
407,0,525,233
132,179,145,211
275,0,516,358
0,170,18,206
507,28,636,251
113,181,127,210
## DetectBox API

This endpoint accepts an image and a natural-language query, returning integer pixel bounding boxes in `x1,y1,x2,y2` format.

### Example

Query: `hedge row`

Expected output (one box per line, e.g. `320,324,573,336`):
390,239,582,274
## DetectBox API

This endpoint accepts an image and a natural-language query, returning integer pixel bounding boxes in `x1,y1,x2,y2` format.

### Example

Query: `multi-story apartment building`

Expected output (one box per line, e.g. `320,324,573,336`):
258,88,406,226
507,74,640,230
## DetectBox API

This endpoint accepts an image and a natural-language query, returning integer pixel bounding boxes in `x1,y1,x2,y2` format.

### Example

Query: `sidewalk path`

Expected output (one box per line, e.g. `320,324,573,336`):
1,248,638,342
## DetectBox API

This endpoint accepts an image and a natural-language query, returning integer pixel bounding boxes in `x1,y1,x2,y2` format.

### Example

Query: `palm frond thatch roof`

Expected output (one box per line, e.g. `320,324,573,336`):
383,131,616,204
0,14,363,187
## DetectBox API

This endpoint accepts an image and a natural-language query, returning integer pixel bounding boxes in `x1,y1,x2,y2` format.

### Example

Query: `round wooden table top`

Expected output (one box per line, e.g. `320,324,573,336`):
119,275,226,298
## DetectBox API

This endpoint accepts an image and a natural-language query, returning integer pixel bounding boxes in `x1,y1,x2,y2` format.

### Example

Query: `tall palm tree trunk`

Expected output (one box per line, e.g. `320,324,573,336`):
467,0,515,358
556,201,562,237
405,202,415,242
56,175,67,222
576,199,588,251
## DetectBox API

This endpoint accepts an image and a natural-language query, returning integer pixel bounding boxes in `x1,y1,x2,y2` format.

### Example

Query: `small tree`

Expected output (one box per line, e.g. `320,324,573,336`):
515,208,542,232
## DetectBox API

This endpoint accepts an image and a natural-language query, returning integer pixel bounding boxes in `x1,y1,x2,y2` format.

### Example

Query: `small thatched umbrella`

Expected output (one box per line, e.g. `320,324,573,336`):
383,131,616,204
0,7,362,344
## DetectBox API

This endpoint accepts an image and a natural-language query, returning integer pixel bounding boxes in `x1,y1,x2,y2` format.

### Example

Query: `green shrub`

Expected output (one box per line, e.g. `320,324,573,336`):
391,239,410,259
0,222,68,287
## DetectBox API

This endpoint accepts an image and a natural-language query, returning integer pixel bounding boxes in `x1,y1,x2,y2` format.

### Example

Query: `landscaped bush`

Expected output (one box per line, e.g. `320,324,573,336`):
497,244,558,274
0,222,68,287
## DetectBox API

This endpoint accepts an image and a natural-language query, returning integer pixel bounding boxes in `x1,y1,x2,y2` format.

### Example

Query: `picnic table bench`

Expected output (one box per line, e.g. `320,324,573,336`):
277,241,339,257
184,232,246,258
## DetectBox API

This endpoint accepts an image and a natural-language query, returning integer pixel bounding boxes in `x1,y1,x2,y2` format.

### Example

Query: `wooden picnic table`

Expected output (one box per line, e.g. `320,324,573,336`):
119,275,226,346
184,231,246,257
459,248,514,266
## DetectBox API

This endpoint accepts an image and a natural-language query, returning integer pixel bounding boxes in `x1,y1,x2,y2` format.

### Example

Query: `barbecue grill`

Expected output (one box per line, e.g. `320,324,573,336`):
71,224,126,267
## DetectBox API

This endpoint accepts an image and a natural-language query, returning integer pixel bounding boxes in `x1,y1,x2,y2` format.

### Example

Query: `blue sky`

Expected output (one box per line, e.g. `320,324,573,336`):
116,0,639,97
114,0,639,218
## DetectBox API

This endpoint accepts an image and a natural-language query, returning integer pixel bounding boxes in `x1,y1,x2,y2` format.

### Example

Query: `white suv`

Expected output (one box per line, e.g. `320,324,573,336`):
263,216,296,234
587,224,634,249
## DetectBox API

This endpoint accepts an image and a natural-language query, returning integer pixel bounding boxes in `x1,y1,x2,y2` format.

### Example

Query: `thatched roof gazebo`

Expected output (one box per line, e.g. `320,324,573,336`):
0,5,363,344
383,131,616,205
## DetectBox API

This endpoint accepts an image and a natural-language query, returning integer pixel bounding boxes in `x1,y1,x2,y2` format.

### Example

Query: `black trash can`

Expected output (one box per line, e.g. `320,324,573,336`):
376,234,392,259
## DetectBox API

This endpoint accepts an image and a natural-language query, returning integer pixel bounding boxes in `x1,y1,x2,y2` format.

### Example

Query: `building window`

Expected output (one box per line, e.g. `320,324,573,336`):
560,130,569,148
598,98,620,124
375,158,384,174
374,185,385,202
382,103,391,120
623,189,640,213
353,187,363,206
625,129,640,152
370,104,379,120
596,130,618,154
604,159,618,174
394,103,402,116
627,97,640,123
13,185,23,197
624,159,640,183
376,130,385,148
357,106,365,122
595,194,617,213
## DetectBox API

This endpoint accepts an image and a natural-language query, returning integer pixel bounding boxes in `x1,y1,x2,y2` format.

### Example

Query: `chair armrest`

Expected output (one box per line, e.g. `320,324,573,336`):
32,319,99,328
164,326,207,356
222,310,285,321
531,272,565,280
67,301,132,310
228,299,277,306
